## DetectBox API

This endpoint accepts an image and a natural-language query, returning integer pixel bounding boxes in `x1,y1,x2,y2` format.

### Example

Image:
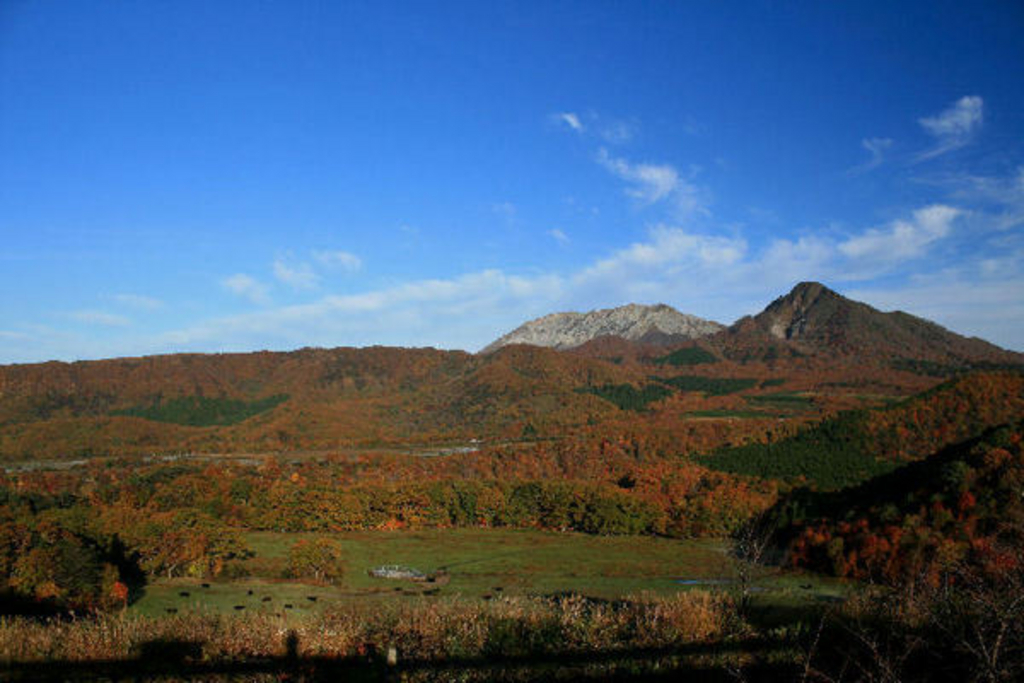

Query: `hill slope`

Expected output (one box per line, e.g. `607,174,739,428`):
716,281,1021,367
776,418,1024,582
0,344,641,460
701,371,1024,489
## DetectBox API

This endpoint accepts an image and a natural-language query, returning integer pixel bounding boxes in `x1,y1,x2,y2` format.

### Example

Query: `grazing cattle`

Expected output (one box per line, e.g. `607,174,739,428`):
234,605,245,610
307,596,317,602
493,587,503,592
247,590,254,595
165,608,178,614
179,591,190,597
482,594,492,600
284,604,293,609
201,583,210,588
261,596,272,602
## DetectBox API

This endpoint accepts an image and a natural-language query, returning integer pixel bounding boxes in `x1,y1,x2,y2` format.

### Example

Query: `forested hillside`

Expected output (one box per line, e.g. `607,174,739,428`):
701,371,1024,489
774,419,1024,584
0,342,935,460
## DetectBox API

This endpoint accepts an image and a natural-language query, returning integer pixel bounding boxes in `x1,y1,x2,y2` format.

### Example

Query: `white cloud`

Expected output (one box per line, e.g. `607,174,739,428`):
920,96,984,138
858,137,893,171
848,262,1024,352
313,249,362,272
158,269,567,353
924,166,1024,231
317,270,564,315
548,229,570,245
70,310,130,327
839,205,961,262
9,196,1020,363
575,225,746,293
113,293,163,311
597,148,679,204
149,206,972,355
553,112,583,132
760,236,834,278
222,273,270,304
273,259,319,290
595,149,709,221
916,96,983,160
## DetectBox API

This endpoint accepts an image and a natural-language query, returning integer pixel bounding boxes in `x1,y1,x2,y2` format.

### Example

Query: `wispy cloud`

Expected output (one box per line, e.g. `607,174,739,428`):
848,260,1024,351
916,95,983,161
596,148,707,220
272,258,319,290
855,137,893,172
313,250,362,272
599,119,636,144
567,225,751,312
596,148,678,203
10,196,1017,363
552,110,637,143
192,205,966,351
552,111,584,133
222,273,270,305
839,204,961,263
113,293,163,311
548,229,570,245
159,269,567,353
70,310,131,327
580,225,745,277
918,166,1024,231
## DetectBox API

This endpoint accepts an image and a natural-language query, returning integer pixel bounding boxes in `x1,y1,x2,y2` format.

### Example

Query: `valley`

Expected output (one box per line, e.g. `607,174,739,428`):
1,283,1022,681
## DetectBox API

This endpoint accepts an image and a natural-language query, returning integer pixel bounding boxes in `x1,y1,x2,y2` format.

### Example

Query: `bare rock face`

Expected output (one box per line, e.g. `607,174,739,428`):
758,281,834,341
482,303,724,353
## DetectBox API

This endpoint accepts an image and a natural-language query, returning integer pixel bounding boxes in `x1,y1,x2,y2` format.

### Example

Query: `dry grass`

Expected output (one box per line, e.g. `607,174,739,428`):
0,591,738,664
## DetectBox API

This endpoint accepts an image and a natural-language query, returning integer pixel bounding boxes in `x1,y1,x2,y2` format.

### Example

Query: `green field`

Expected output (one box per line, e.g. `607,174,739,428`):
130,528,845,618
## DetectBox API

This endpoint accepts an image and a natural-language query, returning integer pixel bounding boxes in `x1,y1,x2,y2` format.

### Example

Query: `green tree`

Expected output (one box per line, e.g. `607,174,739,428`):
288,537,344,583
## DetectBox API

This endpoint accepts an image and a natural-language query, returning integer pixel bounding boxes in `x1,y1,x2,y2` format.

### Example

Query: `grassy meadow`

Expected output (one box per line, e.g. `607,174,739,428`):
130,528,845,620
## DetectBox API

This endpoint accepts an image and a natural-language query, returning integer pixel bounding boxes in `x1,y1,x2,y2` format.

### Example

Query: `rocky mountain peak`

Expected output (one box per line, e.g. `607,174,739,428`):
724,281,1022,364
482,303,724,353
760,281,844,340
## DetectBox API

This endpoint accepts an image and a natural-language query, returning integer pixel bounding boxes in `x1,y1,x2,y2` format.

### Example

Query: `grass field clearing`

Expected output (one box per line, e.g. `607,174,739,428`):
130,528,846,618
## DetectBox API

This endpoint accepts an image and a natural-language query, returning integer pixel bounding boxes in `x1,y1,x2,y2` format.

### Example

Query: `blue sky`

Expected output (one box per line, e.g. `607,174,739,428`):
2,1,1023,363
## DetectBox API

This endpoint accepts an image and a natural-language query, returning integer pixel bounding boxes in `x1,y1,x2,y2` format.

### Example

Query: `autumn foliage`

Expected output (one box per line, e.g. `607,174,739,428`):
780,420,1024,585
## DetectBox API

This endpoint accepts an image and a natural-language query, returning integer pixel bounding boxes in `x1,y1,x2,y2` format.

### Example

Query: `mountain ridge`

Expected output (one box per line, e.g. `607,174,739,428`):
715,281,1021,365
1,282,1020,462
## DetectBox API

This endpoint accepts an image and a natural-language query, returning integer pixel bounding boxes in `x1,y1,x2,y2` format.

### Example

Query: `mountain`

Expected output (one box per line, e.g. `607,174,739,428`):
481,303,724,353
716,281,1022,367
2,283,1019,462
